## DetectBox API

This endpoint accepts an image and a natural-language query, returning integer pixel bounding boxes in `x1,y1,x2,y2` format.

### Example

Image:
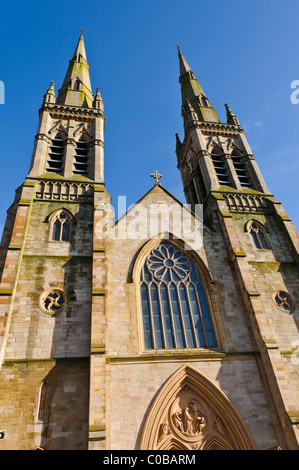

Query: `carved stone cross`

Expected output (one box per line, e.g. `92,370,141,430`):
150,170,162,183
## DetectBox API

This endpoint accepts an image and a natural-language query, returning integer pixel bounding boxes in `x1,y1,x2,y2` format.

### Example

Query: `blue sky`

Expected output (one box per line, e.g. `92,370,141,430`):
0,0,299,234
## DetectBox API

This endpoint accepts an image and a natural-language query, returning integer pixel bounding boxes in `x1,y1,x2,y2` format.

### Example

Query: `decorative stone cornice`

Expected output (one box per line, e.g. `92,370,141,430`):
185,120,244,138
41,102,104,122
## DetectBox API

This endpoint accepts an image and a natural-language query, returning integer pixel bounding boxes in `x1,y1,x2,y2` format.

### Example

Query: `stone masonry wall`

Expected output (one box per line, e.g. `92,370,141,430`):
0,358,89,450
104,185,279,449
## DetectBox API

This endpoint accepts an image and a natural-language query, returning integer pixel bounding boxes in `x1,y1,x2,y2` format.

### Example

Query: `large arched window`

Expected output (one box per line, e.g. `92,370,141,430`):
140,241,216,350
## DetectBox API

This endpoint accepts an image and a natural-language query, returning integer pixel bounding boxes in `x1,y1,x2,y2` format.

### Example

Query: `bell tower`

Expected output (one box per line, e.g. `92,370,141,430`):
0,33,108,450
175,47,299,449
176,47,270,209
27,32,105,182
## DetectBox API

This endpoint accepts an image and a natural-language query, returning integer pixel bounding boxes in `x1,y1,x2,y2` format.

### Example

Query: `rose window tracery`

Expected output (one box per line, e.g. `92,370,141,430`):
147,243,191,281
39,288,67,315
274,291,294,312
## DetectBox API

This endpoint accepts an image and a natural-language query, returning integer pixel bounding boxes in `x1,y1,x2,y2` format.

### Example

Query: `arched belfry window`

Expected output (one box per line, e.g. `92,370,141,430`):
140,241,216,350
248,220,269,249
51,210,72,242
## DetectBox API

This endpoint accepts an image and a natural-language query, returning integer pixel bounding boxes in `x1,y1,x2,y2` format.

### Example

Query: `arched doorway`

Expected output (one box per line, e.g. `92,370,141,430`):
139,364,255,450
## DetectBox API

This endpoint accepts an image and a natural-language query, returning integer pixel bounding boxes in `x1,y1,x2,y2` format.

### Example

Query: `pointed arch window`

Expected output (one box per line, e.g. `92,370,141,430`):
51,210,72,242
73,137,89,174
47,133,65,173
248,220,269,249
140,241,216,350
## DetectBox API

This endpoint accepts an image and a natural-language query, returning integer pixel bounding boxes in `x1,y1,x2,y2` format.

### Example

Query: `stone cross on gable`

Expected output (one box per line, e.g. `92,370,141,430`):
150,170,162,183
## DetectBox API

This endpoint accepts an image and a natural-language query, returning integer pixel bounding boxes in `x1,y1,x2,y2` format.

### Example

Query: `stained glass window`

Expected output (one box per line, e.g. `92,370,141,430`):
140,241,216,350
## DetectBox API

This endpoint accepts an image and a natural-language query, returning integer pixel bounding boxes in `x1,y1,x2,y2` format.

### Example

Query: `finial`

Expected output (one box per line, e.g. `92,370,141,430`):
175,44,181,52
79,28,86,36
150,170,162,184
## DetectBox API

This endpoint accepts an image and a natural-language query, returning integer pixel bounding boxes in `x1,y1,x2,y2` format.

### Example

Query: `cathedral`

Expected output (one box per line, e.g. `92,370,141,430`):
0,33,298,451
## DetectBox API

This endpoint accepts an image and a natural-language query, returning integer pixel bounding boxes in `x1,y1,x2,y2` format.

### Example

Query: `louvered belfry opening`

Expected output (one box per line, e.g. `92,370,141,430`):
211,151,232,186
231,153,252,187
47,135,65,173
74,139,89,174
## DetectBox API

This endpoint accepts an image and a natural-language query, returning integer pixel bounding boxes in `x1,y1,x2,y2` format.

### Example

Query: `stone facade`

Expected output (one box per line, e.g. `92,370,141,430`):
0,36,298,450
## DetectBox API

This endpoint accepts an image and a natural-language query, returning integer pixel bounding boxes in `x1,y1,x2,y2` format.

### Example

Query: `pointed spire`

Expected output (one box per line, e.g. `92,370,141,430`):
72,31,88,62
57,32,93,108
225,103,240,126
43,81,56,104
177,46,219,126
177,44,191,77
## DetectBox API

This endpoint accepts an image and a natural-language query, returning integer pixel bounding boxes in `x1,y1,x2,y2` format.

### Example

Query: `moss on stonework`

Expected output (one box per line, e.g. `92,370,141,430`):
19,199,31,206
234,251,246,257
248,261,281,272
92,288,105,295
89,425,106,432
0,288,13,295
218,186,269,195
233,212,267,225
220,211,232,218
35,173,94,183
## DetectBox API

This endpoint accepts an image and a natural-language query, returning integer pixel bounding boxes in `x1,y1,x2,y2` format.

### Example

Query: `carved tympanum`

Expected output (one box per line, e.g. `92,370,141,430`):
156,390,231,449
140,365,256,450
171,396,206,438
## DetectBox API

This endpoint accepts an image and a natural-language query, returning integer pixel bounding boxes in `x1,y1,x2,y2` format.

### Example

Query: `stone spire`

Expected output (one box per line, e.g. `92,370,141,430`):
177,46,219,125
56,32,94,107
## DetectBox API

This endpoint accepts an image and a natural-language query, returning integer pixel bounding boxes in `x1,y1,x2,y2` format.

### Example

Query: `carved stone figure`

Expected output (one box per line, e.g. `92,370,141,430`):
172,399,206,437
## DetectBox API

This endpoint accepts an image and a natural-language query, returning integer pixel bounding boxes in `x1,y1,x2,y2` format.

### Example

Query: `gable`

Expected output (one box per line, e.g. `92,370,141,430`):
110,184,205,251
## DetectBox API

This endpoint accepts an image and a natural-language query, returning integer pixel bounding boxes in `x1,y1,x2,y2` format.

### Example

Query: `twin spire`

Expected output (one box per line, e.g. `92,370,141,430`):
44,32,103,110
177,46,240,128
43,34,238,125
